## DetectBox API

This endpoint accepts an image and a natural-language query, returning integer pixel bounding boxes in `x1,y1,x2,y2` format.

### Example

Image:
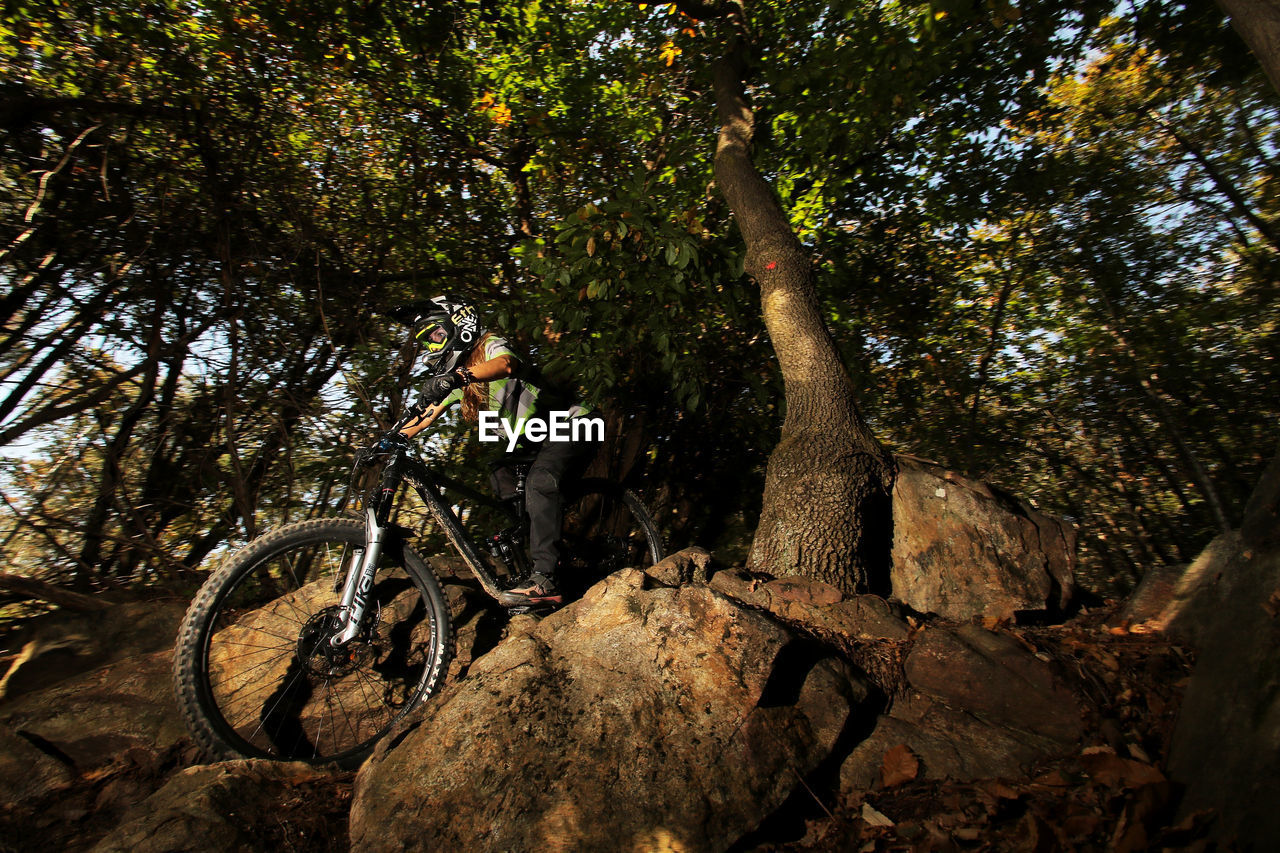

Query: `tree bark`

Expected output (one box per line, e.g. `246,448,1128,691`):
705,15,893,593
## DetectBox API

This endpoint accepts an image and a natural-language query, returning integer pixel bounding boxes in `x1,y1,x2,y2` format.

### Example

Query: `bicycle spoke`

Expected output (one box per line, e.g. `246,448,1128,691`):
243,663,311,746
216,612,311,637
213,663,302,709
328,676,361,752
209,650,297,692
315,681,336,759
351,663,381,707
209,638,295,655
177,518,452,766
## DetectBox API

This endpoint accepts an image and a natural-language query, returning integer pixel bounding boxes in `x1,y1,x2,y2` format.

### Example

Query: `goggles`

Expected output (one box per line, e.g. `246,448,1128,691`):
416,322,449,352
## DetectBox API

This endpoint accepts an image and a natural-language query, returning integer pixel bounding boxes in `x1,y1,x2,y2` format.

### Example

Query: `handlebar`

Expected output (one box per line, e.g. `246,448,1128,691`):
392,401,429,434
352,394,444,474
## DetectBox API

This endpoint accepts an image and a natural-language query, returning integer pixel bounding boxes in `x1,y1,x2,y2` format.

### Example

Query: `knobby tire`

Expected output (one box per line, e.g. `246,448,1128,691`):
560,479,665,595
172,518,452,769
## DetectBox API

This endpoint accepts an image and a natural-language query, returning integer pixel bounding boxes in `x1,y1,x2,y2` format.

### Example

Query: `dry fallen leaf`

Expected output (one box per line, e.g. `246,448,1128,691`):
1111,781,1174,853
1015,812,1063,853
1081,752,1166,790
879,743,920,788
978,779,1021,801
860,802,895,827
1032,769,1072,788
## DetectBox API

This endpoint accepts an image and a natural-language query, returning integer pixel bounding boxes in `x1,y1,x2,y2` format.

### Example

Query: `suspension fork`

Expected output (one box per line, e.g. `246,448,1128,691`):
330,458,400,646
329,506,388,646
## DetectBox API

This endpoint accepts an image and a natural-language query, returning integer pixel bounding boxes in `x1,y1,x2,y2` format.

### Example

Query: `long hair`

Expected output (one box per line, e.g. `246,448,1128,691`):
458,332,494,423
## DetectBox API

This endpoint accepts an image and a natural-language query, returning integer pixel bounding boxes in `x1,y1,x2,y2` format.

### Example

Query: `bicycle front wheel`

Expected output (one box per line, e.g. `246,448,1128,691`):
173,518,452,769
559,479,665,596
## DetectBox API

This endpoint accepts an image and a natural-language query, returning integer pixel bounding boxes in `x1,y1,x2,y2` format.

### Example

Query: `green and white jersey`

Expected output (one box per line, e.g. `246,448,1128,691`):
437,335,591,439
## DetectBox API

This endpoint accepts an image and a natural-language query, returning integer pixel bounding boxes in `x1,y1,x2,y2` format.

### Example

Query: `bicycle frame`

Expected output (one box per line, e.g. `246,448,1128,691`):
330,447,511,647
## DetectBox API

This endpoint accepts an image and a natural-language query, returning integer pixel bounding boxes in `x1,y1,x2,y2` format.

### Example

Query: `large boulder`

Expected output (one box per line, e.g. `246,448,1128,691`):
701,570,1084,788
0,647,184,806
1167,452,1280,850
891,455,1076,621
350,569,872,852
840,624,1084,790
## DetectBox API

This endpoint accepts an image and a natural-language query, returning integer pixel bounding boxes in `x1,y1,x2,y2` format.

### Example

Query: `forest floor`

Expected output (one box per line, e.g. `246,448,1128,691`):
775,611,1211,853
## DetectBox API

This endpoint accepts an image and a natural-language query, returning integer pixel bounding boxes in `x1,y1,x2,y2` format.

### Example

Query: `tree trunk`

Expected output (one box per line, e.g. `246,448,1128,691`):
707,36,893,593
1218,0,1280,92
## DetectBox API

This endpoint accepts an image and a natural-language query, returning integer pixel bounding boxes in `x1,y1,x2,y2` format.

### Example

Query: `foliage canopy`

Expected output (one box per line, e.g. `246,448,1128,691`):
1,0,1276,600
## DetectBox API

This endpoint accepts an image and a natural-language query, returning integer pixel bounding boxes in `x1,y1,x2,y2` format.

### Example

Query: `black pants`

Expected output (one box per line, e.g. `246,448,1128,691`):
490,432,600,578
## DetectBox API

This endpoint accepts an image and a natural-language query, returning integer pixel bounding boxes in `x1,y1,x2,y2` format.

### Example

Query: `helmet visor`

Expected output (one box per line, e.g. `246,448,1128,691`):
415,322,449,352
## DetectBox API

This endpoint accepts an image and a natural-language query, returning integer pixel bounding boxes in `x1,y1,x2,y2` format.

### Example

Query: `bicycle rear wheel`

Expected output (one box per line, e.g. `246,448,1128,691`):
559,479,665,596
173,518,452,769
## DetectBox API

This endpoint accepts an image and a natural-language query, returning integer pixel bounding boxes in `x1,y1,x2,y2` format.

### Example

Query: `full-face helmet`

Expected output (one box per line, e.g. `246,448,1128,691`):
389,296,484,373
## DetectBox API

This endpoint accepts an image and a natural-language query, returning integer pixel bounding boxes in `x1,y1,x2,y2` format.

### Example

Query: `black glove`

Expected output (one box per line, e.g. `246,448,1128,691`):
422,370,466,405
373,430,411,454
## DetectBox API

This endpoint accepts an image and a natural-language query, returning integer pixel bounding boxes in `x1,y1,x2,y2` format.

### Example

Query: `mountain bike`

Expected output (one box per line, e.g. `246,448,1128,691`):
172,420,665,769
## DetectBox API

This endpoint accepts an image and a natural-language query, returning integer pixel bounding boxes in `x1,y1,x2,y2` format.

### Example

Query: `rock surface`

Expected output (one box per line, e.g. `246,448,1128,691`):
840,624,1084,790
0,647,184,806
441,580,509,681
1115,531,1242,643
890,455,1076,622
643,545,714,587
350,569,871,852
1168,547,1280,849
709,569,911,643
0,723,77,805
0,599,187,701
91,760,342,853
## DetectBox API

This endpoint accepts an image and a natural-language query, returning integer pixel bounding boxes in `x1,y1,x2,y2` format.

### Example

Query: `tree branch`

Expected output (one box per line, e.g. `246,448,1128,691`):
0,572,109,612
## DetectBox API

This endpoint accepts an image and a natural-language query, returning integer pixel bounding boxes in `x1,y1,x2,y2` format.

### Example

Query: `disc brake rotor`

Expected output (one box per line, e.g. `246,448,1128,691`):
297,606,378,678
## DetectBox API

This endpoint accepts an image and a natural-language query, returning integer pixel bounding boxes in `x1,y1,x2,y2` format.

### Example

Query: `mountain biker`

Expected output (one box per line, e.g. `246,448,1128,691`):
382,296,600,608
